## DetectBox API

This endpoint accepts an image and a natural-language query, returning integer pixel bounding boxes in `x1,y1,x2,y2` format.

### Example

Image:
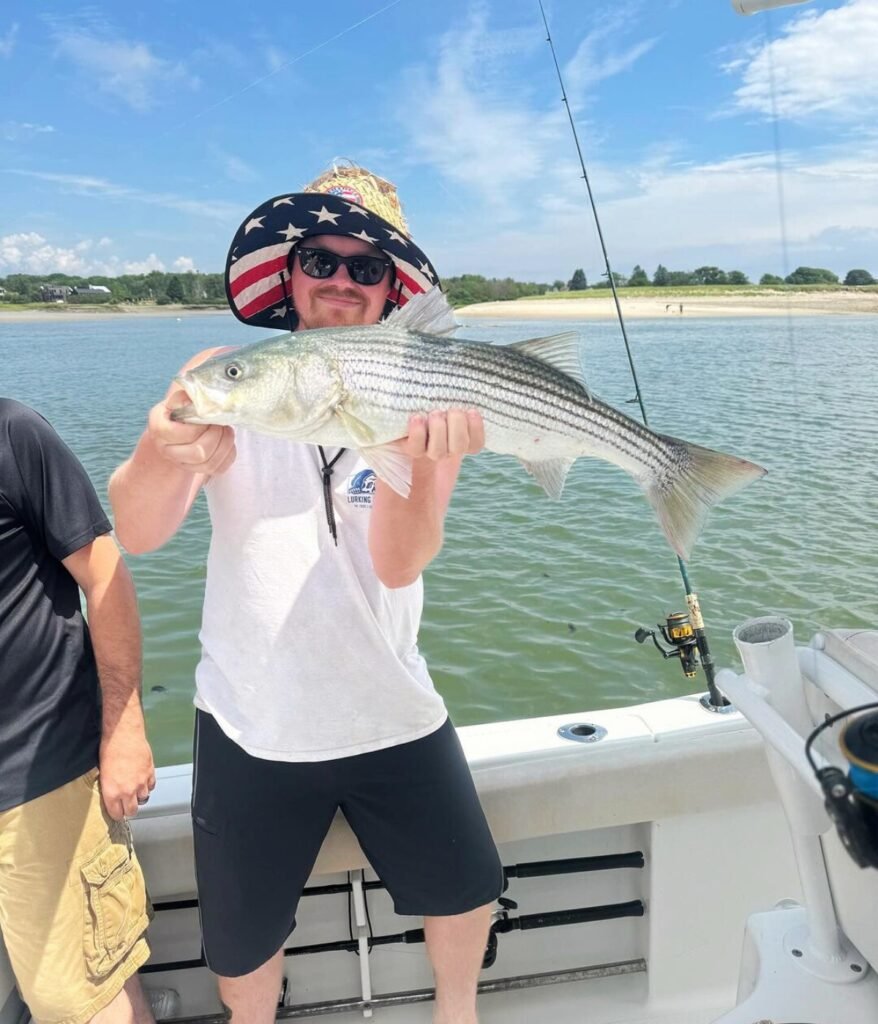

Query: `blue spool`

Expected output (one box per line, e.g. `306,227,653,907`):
840,711,878,801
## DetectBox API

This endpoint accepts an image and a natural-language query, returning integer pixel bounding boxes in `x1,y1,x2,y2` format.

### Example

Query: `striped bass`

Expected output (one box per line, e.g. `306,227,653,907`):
172,287,765,560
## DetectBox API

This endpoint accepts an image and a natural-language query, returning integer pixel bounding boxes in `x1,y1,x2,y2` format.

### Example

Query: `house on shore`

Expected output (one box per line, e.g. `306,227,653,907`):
39,284,72,302
73,284,111,295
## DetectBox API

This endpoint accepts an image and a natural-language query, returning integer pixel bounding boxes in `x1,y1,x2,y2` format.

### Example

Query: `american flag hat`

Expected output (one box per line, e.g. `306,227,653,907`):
225,161,439,331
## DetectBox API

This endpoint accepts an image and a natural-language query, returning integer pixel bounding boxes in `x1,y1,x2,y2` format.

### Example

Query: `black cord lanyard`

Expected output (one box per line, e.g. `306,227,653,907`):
318,446,347,546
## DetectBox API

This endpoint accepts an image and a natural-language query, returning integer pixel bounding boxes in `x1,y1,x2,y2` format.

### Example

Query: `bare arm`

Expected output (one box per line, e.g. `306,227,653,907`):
109,346,236,553
63,535,155,821
369,410,484,588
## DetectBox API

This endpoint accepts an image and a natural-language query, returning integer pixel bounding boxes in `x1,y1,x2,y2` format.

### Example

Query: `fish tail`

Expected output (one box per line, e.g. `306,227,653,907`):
645,436,766,560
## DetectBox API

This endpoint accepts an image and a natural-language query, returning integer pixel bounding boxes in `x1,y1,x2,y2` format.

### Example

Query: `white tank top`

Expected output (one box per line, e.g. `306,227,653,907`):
193,429,447,761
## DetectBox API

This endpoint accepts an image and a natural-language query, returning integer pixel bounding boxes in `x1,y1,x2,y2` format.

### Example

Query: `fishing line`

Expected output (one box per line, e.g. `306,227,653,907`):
537,0,725,707
537,1,648,427
762,9,802,448
163,0,408,136
13,0,410,259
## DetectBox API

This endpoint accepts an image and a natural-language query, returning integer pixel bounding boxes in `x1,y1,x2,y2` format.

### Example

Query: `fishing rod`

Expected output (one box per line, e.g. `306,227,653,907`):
536,0,727,709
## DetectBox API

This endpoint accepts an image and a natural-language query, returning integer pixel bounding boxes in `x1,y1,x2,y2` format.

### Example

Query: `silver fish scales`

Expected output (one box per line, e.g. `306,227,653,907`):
172,287,765,560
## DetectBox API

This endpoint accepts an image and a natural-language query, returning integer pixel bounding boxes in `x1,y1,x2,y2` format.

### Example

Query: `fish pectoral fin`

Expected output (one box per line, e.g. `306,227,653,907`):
383,285,458,336
361,444,413,499
517,457,576,500
336,405,377,446
509,333,590,395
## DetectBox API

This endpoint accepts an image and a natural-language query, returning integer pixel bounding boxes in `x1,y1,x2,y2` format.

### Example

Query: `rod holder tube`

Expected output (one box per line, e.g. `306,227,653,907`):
731,616,844,965
715,668,824,797
734,616,813,736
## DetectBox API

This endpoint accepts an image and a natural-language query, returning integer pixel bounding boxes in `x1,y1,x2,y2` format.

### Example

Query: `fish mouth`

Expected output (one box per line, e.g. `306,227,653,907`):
170,374,229,424
170,374,202,423
169,402,200,423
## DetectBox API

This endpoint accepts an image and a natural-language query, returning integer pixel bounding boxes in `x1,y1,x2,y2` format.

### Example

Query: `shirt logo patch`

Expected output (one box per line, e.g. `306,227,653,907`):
347,469,376,506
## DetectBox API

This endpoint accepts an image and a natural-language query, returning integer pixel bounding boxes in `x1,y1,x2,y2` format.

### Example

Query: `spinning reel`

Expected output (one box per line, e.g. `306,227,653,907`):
635,612,700,679
807,703,878,870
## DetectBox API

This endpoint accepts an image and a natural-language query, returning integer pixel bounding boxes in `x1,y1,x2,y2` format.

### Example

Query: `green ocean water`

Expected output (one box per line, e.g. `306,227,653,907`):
3,311,876,765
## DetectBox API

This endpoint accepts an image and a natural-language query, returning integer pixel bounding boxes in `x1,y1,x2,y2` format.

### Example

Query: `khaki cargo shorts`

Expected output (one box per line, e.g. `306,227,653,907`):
0,768,151,1024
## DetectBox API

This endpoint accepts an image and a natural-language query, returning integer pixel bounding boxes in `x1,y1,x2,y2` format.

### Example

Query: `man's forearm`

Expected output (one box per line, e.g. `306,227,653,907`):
109,432,202,554
84,561,146,738
369,456,462,588
66,537,156,819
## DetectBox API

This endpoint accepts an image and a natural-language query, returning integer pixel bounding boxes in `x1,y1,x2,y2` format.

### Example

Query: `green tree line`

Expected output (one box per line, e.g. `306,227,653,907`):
442,275,552,307
1,263,874,309
0,271,551,307
0,271,226,305
565,265,876,290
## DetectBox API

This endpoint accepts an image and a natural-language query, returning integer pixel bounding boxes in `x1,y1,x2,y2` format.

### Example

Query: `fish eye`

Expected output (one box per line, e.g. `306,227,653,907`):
224,362,244,380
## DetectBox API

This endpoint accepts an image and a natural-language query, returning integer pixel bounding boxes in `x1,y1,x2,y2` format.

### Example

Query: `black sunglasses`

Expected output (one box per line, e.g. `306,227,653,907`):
295,246,392,286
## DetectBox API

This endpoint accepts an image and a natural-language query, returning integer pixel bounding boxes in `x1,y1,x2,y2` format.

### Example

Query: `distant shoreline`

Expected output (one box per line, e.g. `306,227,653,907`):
0,304,231,323
2,289,876,323
456,289,878,320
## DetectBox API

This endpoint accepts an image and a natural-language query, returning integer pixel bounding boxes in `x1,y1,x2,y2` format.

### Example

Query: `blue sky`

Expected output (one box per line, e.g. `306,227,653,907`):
2,0,876,283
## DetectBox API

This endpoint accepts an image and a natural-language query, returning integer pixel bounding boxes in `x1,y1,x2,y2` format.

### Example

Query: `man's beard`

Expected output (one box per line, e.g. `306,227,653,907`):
300,288,372,329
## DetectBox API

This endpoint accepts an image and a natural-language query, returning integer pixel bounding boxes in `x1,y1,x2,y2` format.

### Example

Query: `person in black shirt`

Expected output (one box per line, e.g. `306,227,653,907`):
0,399,155,1023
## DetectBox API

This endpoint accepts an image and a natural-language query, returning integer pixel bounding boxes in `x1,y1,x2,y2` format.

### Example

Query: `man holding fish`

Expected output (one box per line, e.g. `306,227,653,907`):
109,163,506,1024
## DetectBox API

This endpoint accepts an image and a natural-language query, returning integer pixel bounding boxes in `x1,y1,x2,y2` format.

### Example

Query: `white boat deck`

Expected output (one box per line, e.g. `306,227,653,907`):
3,629,878,1022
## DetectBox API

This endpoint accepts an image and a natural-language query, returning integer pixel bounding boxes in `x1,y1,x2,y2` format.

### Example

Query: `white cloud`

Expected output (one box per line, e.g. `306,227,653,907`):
400,12,552,208
399,7,657,220
598,147,878,271
727,0,878,121
0,23,18,58
2,121,56,142
123,254,165,274
52,28,199,112
213,148,259,184
428,144,878,282
0,232,91,274
173,256,196,272
563,8,658,101
0,231,174,276
3,169,242,222
399,4,877,283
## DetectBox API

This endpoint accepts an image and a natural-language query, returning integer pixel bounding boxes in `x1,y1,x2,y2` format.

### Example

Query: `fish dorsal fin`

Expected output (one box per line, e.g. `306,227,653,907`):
384,286,458,336
510,332,589,394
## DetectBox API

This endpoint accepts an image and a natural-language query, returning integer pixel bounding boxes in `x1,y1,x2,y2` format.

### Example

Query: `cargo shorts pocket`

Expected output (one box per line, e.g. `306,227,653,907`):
80,824,150,980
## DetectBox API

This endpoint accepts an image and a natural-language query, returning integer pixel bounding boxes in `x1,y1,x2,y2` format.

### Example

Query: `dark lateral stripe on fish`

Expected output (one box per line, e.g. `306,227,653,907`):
355,370,674,465
347,381,678,473
340,368,672,471
338,336,651,425
346,340,583,392
341,344,603,416
339,357,677,470
246,332,679,471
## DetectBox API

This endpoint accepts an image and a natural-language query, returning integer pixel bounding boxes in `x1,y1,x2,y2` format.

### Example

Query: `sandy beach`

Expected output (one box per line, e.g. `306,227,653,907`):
457,289,878,320
1,290,876,323
0,304,232,324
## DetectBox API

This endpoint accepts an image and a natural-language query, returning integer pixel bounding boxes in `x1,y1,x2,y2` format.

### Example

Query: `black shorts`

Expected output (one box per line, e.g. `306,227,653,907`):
191,711,504,977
